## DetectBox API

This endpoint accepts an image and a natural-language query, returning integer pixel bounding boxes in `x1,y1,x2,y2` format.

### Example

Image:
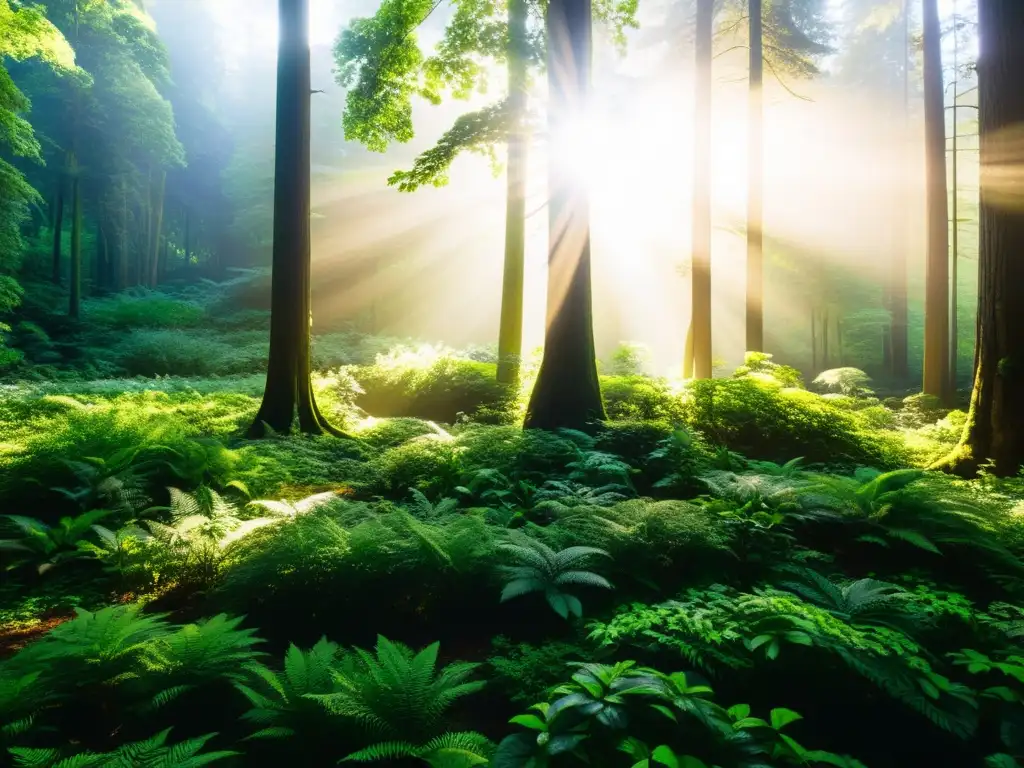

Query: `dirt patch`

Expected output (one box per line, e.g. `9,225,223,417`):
0,614,72,659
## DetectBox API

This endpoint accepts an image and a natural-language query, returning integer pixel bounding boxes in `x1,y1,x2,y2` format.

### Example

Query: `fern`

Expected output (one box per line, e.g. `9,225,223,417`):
775,566,916,631
498,534,613,619
10,728,239,767
235,637,341,739
248,491,339,517
407,488,460,519
343,731,494,766
140,614,265,703
306,636,485,742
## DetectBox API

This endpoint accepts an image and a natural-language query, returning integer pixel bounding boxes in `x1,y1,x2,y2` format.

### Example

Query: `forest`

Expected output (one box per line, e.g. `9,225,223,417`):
0,0,1022,765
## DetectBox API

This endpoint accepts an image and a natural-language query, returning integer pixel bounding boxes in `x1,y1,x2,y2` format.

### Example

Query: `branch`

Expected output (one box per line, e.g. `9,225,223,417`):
764,55,814,102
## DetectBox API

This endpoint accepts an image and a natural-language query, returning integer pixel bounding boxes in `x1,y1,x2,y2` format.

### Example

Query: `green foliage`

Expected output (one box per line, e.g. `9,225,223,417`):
85,292,205,330
487,637,587,705
307,635,485,742
343,731,495,766
234,637,342,740
0,509,111,573
498,534,613,619
348,347,517,424
9,728,238,767
334,0,439,152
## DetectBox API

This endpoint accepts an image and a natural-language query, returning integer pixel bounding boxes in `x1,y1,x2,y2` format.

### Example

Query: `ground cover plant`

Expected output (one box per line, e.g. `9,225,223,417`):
2,334,1022,767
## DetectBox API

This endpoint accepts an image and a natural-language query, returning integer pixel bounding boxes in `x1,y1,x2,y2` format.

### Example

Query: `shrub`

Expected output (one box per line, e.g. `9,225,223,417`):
84,291,205,329
600,375,687,422
348,346,516,424
98,329,268,377
683,377,908,467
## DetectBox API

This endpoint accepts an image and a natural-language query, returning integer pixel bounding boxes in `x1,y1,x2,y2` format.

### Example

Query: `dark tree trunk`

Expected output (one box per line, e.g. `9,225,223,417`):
745,0,764,353
68,159,81,319
939,0,1024,477
51,180,64,286
889,0,911,379
922,0,950,401
523,0,606,430
691,0,713,379
496,0,529,384
249,0,346,438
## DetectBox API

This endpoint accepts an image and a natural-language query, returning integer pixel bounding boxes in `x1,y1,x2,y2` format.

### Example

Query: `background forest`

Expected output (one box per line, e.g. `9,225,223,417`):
1,0,1023,767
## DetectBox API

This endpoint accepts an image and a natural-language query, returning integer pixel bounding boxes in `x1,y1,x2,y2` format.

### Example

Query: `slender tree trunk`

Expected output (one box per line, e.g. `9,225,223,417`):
890,0,911,379
496,0,529,384
149,170,166,288
938,0,1024,477
922,0,950,401
745,0,764,353
691,0,713,379
51,179,64,286
119,178,129,290
523,0,606,430
811,307,817,373
68,157,81,319
949,0,959,395
822,306,830,367
250,0,346,438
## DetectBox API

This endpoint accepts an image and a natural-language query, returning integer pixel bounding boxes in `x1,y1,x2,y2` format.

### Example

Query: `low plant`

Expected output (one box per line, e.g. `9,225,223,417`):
498,535,613,619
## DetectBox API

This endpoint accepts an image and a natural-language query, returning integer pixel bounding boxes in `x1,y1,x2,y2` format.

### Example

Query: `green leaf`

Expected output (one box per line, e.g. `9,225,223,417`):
770,708,803,730
652,745,680,768
509,714,546,731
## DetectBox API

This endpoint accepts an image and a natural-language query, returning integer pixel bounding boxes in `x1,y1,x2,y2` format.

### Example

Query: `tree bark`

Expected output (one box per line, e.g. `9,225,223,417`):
745,0,764,354
149,170,166,288
691,0,713,379
51,180,64,286
921,0,950,402
937,0,1024,477
68,156,81,319
889,0,911,379
523,0,606,430
496,0,528,384
249,0,347,438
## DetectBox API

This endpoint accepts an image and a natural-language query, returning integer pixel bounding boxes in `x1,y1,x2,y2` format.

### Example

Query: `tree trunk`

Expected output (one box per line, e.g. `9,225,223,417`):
949,2,960,395
811,307,818,373
938,0,1024,477
745,0,764,354
249,0,346,438
51,180,64,286
691,0,713,379
496,0,528,384
119,178,129,290
94,220,105,289
68,157,81,319
523,0,606,430
921,0,950,401
890,0,911,379
149,170,166,288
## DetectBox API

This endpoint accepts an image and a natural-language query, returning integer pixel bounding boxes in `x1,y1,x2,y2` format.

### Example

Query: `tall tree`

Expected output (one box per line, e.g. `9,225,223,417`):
921,0,950,401
746,0,764,354
938,0,1024,477
890,0,910,379
496,0,529,384
522,0,606,430
249,0,346,437
691,0,713,379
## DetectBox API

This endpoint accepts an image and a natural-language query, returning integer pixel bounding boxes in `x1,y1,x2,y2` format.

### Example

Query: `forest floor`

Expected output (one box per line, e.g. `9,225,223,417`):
0,284,1022,768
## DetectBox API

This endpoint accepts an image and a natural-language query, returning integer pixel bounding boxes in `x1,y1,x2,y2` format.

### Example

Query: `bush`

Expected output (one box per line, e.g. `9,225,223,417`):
348,345,516,424
600,375,687,422
683,377,908,467
98,329,268,377
84,291,206,329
